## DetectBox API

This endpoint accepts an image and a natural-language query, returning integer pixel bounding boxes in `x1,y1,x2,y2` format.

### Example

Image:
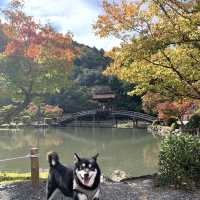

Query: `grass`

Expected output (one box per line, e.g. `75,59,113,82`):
0,172,48,185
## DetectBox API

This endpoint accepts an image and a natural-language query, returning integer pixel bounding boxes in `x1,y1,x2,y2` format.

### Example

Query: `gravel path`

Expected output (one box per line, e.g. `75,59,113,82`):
0,178,199,200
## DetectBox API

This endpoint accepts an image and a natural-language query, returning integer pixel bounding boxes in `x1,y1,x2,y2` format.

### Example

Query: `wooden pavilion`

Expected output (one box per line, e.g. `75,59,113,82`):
91,86,115,111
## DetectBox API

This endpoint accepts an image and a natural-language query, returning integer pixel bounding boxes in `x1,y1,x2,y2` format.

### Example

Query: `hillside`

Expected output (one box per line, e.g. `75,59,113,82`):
46,42,142,113
0,25,141,113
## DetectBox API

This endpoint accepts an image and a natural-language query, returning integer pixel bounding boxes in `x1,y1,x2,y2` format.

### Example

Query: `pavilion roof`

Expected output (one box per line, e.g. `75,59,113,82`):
91,86,115,100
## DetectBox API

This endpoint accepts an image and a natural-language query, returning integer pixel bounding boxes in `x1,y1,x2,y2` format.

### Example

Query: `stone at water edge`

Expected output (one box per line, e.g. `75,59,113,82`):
111,170,127,182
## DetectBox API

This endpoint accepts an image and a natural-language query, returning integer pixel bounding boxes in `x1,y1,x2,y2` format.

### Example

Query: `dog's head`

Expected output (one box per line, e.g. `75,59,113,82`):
47,151,60,167
74,153,101,188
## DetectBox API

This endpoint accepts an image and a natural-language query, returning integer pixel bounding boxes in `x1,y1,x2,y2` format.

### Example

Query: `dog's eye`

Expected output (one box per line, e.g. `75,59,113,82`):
88,164,95,170
79,163,86,169
82,163,86,167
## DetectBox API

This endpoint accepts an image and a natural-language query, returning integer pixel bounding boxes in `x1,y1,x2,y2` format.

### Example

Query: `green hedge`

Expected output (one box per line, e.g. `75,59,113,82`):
159,134,200,187
187,112,200,129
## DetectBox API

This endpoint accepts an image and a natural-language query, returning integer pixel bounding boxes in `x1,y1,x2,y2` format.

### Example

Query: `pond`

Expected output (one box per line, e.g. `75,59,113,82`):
0,127,160,177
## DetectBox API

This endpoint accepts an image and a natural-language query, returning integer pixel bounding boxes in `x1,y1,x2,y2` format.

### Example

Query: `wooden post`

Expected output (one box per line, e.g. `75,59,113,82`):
93,114,95,128
135,119,138,127
112,115,115,128
31,148,39,188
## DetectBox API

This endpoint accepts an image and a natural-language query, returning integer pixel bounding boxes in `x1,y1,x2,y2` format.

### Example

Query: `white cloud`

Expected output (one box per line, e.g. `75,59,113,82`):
23,0,121,50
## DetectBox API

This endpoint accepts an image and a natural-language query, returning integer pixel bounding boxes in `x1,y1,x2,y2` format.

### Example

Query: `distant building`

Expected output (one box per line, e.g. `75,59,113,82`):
91,86,115,110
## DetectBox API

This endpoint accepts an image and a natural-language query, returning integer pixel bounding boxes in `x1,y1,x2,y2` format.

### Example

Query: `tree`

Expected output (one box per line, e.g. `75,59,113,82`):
157,100,193,126
0,0,76,122
142,92,169,115
94,0,200,100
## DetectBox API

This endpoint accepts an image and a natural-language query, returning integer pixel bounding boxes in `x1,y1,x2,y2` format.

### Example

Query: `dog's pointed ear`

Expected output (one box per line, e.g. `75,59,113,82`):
73,153,81,163
92,153,99,161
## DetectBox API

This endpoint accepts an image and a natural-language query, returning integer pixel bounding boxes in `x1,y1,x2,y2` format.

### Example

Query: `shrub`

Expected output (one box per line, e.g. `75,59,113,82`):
159,134,200,187
171,122,179,130
0,104,16,112
43,104,63,118
21,103,38,120
187,112,200,129
166,117,177,126
152,120,160,126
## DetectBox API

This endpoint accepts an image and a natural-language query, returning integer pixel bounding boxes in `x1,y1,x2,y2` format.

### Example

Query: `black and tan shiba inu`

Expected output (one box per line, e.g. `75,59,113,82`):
46,152,101,200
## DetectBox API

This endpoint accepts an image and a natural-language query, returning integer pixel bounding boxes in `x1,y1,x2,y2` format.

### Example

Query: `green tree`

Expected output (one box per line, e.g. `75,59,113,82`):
94,0,200,100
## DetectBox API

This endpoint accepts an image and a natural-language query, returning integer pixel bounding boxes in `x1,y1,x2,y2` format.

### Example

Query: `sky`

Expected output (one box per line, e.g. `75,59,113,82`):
0,0,121,50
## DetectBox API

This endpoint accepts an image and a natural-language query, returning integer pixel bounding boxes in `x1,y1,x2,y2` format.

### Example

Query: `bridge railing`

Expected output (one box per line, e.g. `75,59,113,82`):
60,109,156,123
112,110,156,122
71,110,96,118
60,110,96,122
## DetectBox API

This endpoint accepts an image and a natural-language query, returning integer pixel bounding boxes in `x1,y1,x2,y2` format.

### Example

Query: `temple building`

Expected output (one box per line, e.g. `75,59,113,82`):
91,86,115,111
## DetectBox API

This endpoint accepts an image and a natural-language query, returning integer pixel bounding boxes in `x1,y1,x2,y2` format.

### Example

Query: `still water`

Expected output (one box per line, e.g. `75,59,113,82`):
0,127,160,177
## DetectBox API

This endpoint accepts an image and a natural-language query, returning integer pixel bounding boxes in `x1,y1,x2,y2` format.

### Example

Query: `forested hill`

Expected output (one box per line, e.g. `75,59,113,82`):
74,42,111,70
71,42,111,86
47,42,142,113
0,23,141,113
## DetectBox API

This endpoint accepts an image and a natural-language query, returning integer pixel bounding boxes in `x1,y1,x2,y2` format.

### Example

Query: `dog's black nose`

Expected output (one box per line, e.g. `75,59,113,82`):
84,173,89,178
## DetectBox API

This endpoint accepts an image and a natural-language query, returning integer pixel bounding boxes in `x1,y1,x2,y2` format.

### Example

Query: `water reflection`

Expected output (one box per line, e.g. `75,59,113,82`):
0,127,160,177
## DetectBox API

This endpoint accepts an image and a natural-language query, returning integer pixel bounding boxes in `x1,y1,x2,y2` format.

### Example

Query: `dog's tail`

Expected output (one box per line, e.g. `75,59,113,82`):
47,152,59,167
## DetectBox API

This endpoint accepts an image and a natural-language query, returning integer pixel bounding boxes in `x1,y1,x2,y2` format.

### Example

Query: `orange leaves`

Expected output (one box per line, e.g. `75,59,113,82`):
65,48,74,63
94,0,139,37
26,103,38,115
26,103,63,117
33,25,74,64
26,44,41,59
157,102,178,120
43,104,63,116
5,40,23,56
175,101,193,116
122,2,137,17
2,0,76,68
157,100,193,121
94,15,113,37
5,41,16,55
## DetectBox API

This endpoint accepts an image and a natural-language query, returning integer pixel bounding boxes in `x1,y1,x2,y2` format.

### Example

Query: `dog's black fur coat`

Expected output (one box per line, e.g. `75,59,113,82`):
46,152,74,199
46,152,101,200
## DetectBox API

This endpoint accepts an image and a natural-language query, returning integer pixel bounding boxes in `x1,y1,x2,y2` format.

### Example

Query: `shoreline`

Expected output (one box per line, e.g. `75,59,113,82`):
0,119,151,129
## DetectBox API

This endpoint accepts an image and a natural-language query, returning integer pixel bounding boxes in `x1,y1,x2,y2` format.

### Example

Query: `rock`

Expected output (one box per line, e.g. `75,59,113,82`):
0,124,9,128
148,125,173,137
111,170,127,182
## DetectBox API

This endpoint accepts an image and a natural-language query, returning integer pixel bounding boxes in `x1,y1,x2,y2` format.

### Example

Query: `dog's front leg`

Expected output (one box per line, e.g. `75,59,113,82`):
73,191,79,200
46,174,57,200
93,188,100,200
73,191,87,200
46,185,57,200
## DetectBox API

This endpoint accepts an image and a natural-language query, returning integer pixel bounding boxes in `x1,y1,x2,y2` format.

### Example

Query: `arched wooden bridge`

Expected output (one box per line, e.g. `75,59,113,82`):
58,110,156,126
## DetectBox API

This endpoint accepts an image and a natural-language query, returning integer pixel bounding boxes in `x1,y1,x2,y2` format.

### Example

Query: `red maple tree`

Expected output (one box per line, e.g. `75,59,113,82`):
157,101,193,126
0,0,77,122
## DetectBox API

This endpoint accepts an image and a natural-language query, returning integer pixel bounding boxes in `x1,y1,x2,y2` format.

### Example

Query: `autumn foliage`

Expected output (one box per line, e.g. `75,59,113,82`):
0,0,77,122
157,101,193,124
26,103,38,115
43,104,63,117
142,92,169,114
26,103,63,118
94,0,200,100
2,0,74,68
